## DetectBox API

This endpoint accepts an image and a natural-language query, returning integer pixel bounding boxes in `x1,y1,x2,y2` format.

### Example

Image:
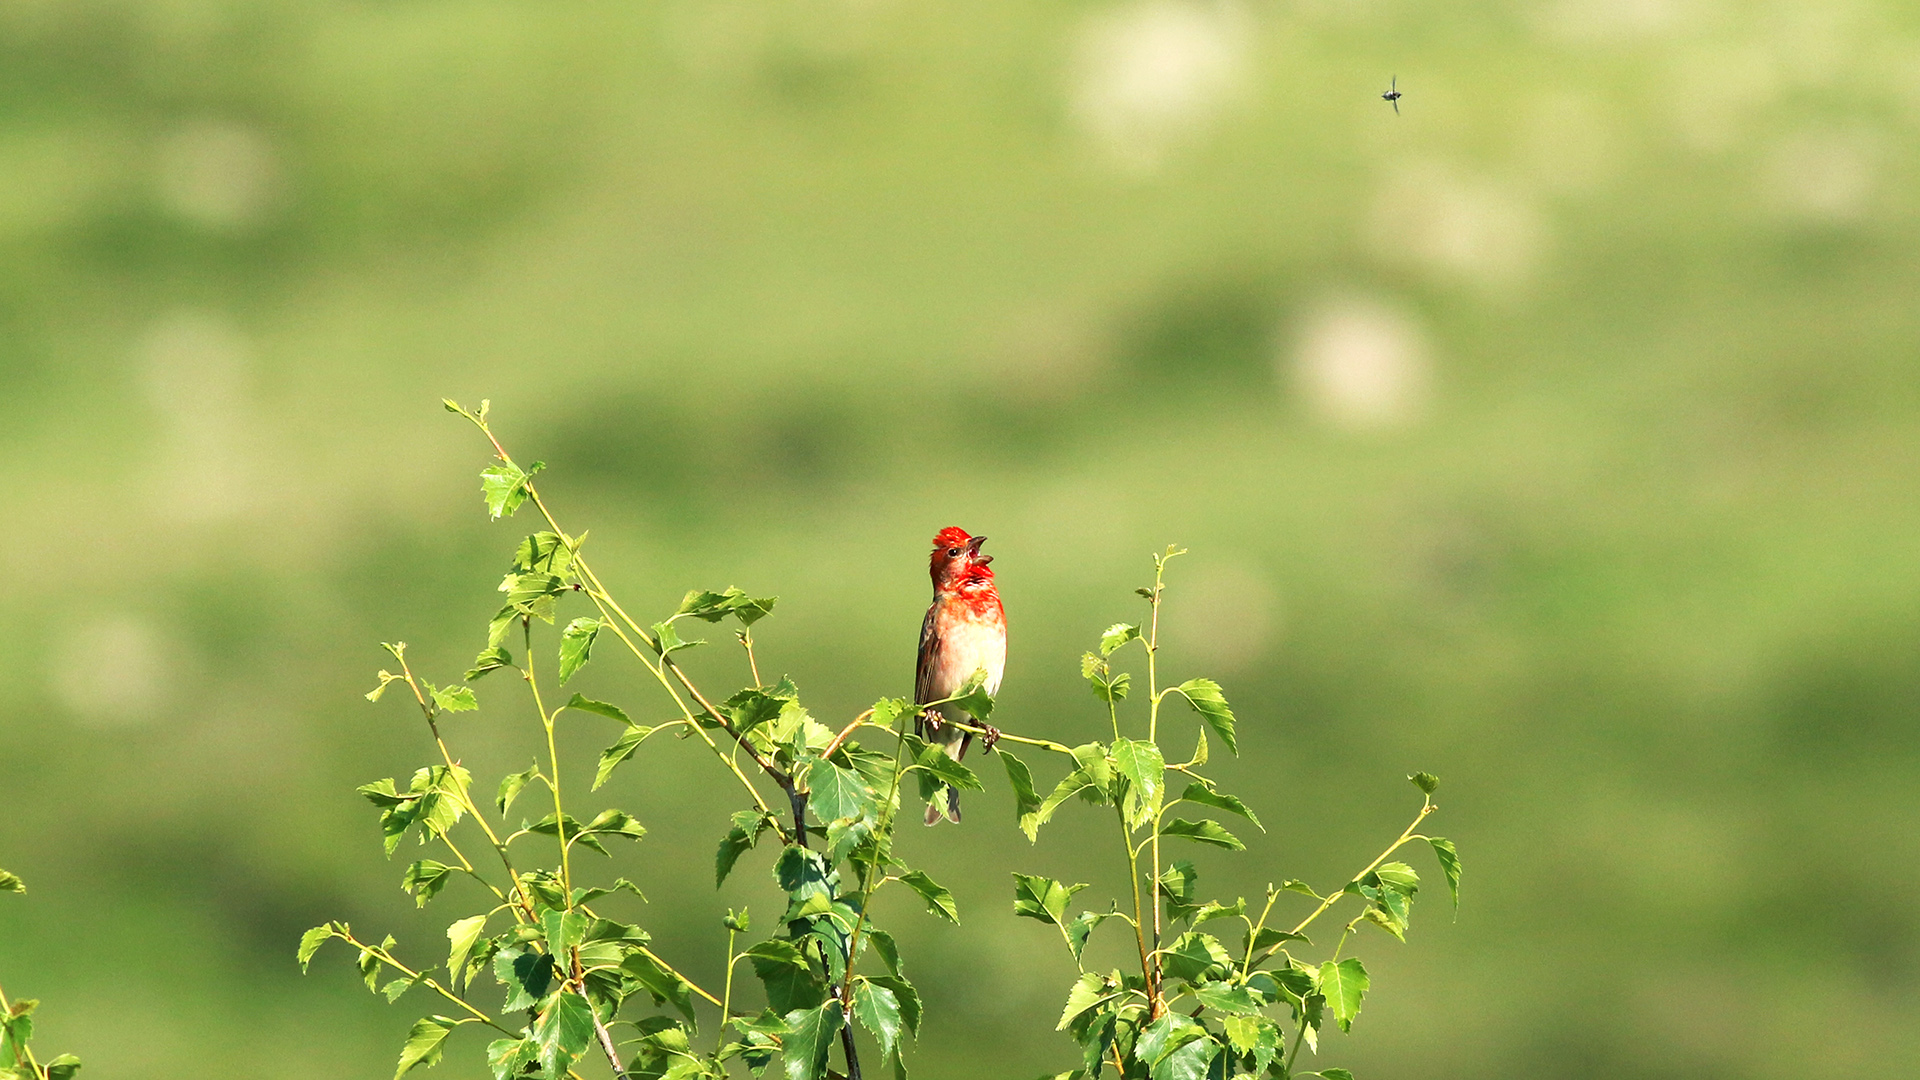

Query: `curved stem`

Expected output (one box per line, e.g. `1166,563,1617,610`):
522,621,573,897
1255,799,1436,969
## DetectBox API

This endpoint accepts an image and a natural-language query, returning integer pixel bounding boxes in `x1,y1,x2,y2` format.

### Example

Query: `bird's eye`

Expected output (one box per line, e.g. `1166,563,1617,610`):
947,547,961,557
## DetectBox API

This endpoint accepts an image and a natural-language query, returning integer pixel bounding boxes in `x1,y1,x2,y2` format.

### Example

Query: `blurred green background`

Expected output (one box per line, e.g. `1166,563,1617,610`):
4,0,1919,1076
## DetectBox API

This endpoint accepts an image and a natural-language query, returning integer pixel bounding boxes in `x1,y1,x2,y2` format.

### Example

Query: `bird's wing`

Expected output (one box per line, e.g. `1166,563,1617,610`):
914,601,940,738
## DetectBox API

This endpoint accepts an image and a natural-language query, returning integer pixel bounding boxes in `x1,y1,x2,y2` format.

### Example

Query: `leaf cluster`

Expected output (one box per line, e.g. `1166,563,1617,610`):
0,871,82,1080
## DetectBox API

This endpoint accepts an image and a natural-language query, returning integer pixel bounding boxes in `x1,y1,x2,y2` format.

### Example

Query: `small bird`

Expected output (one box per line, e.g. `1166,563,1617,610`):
915,527,1006,825
1382,75,1403,114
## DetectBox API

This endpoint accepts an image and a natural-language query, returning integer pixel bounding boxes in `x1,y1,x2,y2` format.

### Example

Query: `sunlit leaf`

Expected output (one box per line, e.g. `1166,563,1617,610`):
780,1000,845,1080
561,693,631,724
899,870,959,923
1012,874,1088,927
853,979,904,1058
1174,782,1262,830
1319,958,1369,1033
394,1016,458,1079
1428,837,1461,914
558,618,601,684
1111,737,1165,829
594,725,657,790
1159,818,1244,850
532,992,595,1076
1099,623,1140,657
1174,679,1236,755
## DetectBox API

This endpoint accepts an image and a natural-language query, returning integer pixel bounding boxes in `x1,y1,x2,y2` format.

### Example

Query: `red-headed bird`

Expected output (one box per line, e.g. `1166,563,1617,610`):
915,527,1006,825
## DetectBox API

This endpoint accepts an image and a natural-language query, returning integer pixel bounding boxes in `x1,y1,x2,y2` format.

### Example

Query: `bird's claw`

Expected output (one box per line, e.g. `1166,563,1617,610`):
922,713,943,737
981,724,1001,753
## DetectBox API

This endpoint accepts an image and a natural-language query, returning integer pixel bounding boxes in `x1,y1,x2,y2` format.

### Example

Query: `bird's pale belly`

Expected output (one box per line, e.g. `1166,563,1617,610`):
930,605,1005,716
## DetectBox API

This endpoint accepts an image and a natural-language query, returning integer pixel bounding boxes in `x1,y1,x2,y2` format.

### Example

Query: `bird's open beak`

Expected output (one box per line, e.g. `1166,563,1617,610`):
966,535,990,564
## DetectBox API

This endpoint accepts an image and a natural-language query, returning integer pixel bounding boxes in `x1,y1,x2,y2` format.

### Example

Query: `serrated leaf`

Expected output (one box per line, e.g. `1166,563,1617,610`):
1013,874,1088,927
1135,1013,1204,1063
1428,837,1461,913
806,757,874,825
946,669,996,722
558,618,601,684
1090,670,1131,704
297,925,333,971
621,951,699,1026
1112,737,1165,830
496,762,539,815
466,646,513,681
1408,772,1439,794
651,620,705,657
1223,1015,1282,1074
1245,926,1308,955
1175,782,1262,830
581,808,647,843
853,979,903,1058
1001,750,1045,841
781,1001,845,1080
495,945,556,1013
402,859,454,906
1065,910,1122,962
913,745,983,793
1160,932,1233,984
1192,982,1262,1014
1160,818,1244,850
594,725,657,790
747,940,827,1014
1151,1033,1218,1080
1319,958,1369,1033
429,684,477,713
1099,623,1140,657
1056,972,1121,1031
716,812,773,888
483,459,543,519
1174,679,1237,755
395,1016,457,1078
899,870,959,923
446,915,488,993
875,968,925,1037
561,693,631,724
533,992,595,1076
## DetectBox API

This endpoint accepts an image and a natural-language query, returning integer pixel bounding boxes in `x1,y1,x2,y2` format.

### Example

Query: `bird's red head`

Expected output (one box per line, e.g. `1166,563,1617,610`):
929,527,993,592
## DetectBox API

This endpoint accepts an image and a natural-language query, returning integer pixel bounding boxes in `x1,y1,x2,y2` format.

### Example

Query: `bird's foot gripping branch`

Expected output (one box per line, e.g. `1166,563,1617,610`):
302,401,1460,1080
301,401,994,1080
994,549,1463,1080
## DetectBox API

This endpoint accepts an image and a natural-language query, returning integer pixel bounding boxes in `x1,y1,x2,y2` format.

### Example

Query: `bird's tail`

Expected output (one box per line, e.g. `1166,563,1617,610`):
923,787,962,826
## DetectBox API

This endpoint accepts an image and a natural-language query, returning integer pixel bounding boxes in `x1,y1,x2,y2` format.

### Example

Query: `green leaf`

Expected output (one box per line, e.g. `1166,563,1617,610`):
1428,837,1461,913
594,725,657,790
898,870,959,923
581,808,647,843
495,945,556,1013
853,979,904,1058
1408,772,1439,795
1323,1069,1356,1080
1189,898,1246,928
1013,874,1088,927
1159,818,1244,850
43,1054,81,1080
946,668,996,722
1281,879,1320,899
485,1038,536,1080
1319,958,1369,1033
1174,782,1263,831
781,1000,845,1080
510,531,575,577
1000,751,1045,841
620,951,699,1026
394,1016,457,1079
1160,932,1233,984
1223,1015,1282,1075
480,460,541,519
428,683,477,713
651,620,704,657
496,762,539,815
866,927,903,977
1135,1014,1204,1063
466,646,514,681
678,587,779,626
747,940,827,1013
1056,972,1121,1031
1174,679,1237,755
1111,737,1165,830
1192,982,1262,1014
912,745,983,793
1089,669,1130,704
1099,623,1140,657
1245,926,1308,955
1064,909,1122,962
1150,1033,1218,1080
716,811,773,888
528,813,608,856
561,693,631,724
533,992,595,1076
446,915,488,992
558,618,601,684
806,757,874,825
297,925,333,972
0,868,19,893
402,860,454,906
870,974,921,1036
